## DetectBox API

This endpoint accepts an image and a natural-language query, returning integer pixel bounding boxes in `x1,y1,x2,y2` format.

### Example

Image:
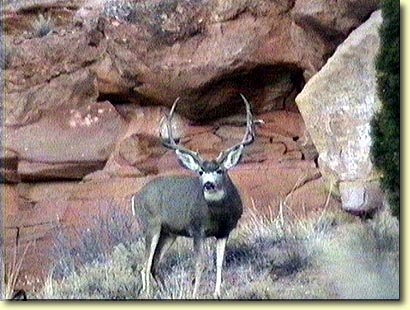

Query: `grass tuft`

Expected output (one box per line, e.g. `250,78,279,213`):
4,241,33,300
31,14,55,38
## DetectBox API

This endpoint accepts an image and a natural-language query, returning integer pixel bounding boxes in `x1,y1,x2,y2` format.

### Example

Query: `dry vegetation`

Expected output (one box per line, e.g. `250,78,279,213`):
26,201,399,300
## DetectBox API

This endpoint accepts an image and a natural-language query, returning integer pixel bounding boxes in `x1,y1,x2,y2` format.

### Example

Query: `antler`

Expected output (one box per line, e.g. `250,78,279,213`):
216,94,257,163
160,98,205,165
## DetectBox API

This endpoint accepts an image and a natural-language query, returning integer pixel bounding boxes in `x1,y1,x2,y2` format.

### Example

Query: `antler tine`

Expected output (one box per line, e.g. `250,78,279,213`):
160,98,204,163
160,97,180,147
216,94,256,162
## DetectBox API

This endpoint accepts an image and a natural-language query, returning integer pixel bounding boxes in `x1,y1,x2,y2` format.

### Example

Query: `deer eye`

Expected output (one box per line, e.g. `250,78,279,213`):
216,169,223,174
199,171,204,176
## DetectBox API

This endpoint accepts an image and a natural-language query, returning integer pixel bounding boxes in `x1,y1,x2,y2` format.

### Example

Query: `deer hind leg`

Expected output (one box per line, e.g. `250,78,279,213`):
151,233,177,288
142,228,161,297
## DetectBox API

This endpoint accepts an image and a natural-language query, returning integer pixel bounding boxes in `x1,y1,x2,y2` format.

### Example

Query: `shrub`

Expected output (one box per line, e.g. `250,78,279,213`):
371,0,400,218
103,0,203,45
51,200,141,281
36,204,399,300
31,14,54,38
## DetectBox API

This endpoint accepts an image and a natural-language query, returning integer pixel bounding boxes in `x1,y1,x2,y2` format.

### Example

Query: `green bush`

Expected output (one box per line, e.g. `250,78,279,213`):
371,0,400,218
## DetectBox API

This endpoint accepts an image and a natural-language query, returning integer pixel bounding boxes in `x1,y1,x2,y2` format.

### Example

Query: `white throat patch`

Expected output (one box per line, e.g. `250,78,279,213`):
204,189,225,202
201,171,226,202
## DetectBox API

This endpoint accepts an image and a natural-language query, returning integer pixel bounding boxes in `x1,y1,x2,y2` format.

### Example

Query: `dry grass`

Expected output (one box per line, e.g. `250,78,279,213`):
313,212,400,299
3,241,33,300
51,201,141,281
32,200,399,300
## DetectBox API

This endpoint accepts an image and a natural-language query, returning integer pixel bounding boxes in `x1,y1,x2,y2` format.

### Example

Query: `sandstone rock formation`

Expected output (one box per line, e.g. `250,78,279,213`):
296,11,384,213
4,0,379,119
1,0,380,292
6,101,125,181
2,0,378,181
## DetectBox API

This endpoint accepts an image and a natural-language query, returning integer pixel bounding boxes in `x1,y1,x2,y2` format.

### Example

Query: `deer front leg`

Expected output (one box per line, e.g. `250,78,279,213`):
214,237,227,299
192,236,204,299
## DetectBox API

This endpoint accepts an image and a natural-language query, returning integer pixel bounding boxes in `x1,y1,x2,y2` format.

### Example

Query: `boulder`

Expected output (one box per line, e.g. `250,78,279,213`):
99,105,190,178
291,0,379,80
295,11,383,213
293,0,380,39
4,101,126,181
5,30,106,91
5,28,106,127
5,68,99,127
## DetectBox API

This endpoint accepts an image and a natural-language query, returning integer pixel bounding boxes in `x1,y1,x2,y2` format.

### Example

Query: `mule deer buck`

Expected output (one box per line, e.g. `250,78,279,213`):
132,94,258,299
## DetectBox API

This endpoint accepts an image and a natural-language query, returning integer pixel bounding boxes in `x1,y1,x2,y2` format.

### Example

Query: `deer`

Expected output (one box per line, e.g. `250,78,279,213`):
132,94,258,299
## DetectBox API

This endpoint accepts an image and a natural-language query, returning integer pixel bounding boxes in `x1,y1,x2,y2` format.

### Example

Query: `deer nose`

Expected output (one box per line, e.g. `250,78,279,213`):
204,182,215,191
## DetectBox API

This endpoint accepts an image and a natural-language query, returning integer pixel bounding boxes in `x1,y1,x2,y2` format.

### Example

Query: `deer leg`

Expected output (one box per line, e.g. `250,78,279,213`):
151,234,177,287
142,230,160,297
192,236,204,299
158,234,176,262
214,237,227,299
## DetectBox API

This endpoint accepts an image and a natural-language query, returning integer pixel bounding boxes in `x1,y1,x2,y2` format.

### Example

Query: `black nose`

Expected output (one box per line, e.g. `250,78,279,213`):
204,182,215,190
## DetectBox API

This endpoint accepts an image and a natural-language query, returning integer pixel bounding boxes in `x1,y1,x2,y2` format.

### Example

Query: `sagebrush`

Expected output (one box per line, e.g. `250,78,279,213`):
33,205,399,300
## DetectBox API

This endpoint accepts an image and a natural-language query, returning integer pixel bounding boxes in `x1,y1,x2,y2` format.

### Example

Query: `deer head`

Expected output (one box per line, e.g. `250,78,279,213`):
160,94,258,202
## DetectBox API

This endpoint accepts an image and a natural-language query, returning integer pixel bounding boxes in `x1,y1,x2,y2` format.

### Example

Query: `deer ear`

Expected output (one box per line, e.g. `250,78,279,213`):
175,150,202,172
221,145,244,170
